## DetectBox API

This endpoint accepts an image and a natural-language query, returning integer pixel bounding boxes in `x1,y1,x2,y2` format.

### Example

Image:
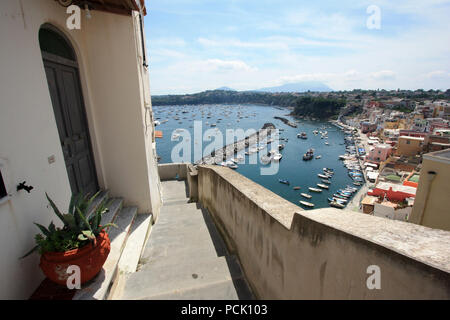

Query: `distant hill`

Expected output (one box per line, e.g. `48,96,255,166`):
215,86,236,91
258,81,332,93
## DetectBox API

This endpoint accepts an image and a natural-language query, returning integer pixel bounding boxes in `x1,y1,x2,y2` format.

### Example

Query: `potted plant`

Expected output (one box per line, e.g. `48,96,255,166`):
22,192,116,286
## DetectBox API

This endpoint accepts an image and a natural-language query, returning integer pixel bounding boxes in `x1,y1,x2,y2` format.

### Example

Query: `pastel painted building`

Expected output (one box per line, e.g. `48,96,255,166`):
396,136,425,157
366,144,393,163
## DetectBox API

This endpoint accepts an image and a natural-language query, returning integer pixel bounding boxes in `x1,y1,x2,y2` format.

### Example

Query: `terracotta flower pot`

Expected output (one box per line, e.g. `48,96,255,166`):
39,231,111,286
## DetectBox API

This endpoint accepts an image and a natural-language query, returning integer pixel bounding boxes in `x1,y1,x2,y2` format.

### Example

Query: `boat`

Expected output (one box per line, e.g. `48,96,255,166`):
293,186,301,190
330,201,345,209
303,148,314,161
318,174,331,179
328,197,347,204
279,179,290,185
309,187,322,193
301,193,312,199
299,201,315,208
315,155,322,159
297,132,307,139
278,144,285,150
317,184,329,189
273,153,283,161
321,179,331,184
353,182,363,186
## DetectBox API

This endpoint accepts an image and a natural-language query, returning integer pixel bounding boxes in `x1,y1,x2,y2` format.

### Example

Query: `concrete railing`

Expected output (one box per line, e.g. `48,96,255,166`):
197,165,450,299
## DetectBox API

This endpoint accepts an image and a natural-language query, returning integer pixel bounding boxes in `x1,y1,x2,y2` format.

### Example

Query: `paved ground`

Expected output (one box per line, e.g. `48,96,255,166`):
114,180,254,300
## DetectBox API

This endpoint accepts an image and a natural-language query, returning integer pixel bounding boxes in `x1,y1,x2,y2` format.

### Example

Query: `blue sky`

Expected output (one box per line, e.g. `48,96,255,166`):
143,0,450,95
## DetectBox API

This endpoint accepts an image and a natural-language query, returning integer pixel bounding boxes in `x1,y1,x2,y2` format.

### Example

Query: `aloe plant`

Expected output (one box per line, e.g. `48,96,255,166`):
21,192,117,258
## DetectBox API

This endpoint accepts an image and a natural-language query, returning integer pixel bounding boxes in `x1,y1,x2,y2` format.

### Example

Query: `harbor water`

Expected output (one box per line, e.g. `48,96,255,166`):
153,104,359,209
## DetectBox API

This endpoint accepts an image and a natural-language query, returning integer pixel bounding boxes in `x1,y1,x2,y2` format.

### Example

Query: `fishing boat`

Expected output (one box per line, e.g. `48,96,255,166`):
301,193,312,199
330,201,345,209
279,179,290,185
299,201,315,208
309,187,322,193
303,148,314,161
317,184,329,189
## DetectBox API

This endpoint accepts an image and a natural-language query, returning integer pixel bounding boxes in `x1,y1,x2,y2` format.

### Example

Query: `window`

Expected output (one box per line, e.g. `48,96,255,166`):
0,169,7,200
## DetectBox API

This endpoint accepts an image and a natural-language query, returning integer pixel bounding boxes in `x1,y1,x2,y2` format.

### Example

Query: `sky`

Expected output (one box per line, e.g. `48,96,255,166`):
143,0,450,95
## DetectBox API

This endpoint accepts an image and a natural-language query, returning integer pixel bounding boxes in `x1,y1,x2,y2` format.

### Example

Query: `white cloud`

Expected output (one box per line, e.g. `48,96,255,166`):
370,70,396,80
426,70,450,79
203,59,258,72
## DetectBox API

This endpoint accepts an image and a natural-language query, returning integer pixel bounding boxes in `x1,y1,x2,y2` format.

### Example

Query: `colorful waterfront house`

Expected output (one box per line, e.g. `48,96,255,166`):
368,182,417,202
360,121,377,134
365,144,393,163
373,199,414,221
409,149,450,231
396,136,425,157
384,118,400,129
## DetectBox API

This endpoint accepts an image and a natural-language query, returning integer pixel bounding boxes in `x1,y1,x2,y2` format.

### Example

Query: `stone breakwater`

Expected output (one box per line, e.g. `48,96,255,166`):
274,116,297,128
198,123,277,165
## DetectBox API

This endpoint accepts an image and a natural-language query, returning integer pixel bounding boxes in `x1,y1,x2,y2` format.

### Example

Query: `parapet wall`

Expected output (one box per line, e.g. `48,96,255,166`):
197,165,450,299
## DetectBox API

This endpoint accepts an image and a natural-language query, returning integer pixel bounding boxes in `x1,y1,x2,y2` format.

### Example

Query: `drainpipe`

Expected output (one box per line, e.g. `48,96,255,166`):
417,170,437,225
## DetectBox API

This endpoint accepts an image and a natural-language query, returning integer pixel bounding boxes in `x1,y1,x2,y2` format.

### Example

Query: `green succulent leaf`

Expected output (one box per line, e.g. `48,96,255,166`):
78,234,88,241
34,223,51,237
19,245,40,259
76,207,92,232
46,193,66,225
82,230,95,240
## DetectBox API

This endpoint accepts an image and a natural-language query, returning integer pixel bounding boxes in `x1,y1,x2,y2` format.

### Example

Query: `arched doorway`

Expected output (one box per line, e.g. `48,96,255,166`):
39,24,99,196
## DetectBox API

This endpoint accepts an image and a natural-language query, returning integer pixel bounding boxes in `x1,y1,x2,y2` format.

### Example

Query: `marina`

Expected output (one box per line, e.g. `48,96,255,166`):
154,104,363,209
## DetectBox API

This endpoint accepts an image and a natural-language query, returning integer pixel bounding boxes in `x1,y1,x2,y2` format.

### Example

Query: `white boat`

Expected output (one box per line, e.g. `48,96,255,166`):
299,201,315,208
318,174,330,179
322,179,331,184
330,201,345,209
317,184,329,189
301,193,312,199
315,155,322,159
273,153,283,161
309,187,322,193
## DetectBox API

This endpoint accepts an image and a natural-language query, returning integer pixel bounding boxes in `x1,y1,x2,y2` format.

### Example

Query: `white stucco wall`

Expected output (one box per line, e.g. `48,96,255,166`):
0,0,161,299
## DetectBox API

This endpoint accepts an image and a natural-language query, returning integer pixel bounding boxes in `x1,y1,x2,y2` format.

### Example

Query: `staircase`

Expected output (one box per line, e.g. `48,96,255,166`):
72,190,153,300
109,180,254,300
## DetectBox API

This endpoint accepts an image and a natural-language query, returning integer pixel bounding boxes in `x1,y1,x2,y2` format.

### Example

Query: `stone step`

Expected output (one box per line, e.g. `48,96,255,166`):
87,190,109,217
114,255,246,300
142,278,254,300
163,198,191,206
73,206,137,300
101,198,123,227
117,213,153,274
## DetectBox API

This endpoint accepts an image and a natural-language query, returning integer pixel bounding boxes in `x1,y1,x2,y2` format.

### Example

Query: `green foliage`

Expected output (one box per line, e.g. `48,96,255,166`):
21,192,117,258
293,96,346,119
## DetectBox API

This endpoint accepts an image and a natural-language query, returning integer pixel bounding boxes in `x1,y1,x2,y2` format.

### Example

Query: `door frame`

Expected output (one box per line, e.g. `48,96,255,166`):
40,24,100,195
